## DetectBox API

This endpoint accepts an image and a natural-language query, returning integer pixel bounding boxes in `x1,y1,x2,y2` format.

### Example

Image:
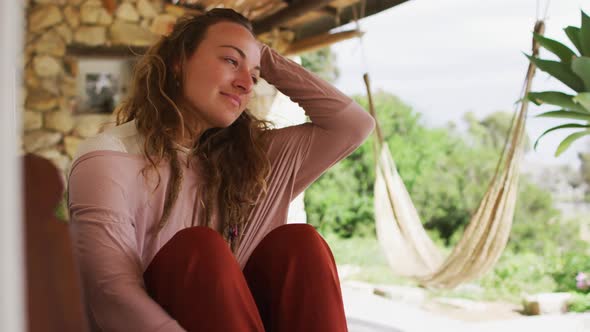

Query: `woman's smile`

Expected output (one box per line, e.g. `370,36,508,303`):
220,92,241,107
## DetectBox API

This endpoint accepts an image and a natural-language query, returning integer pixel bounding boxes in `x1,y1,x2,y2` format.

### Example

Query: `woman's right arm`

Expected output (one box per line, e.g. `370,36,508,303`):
69,155,185,332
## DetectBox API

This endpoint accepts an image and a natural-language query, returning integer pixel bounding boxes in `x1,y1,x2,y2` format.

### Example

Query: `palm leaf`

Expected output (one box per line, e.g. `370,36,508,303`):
536,110,590,121
573,92,590,112
526,55,585,92
533,33,577,64
527,91,588,112
534,123,590,150
555,130,590,156
580,11,590,56
565,26,583,55
571,56,590,91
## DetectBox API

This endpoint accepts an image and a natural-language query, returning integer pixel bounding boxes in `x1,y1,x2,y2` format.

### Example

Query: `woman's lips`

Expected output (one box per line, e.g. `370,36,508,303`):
221,92,241,107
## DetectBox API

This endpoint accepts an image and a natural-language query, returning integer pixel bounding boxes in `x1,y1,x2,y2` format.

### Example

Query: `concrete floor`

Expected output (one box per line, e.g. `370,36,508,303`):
343,286,590,332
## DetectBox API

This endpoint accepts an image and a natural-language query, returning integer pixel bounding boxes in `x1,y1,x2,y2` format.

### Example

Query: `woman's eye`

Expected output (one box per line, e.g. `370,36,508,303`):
224,57,238,66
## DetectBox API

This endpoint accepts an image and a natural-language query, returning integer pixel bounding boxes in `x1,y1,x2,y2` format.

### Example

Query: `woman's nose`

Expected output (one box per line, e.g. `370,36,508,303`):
233,70,253,94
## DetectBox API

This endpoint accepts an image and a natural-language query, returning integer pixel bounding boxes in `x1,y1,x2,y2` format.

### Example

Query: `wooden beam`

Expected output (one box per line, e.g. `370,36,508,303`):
284,29,362,55
316,6,339,18
252,0,335,35
292,0,408,41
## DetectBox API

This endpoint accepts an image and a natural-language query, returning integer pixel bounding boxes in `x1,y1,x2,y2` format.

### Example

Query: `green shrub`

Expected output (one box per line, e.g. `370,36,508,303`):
568,293,590,312
478,251,558,301
54,193,69,222
549,251,590,293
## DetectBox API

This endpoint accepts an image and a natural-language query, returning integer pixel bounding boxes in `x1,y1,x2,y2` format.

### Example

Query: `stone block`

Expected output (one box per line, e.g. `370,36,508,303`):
80,4,113,25
35,30,66,57
33,55,63,78
116,2,140,22
23,130,62,152
61,76,78,97
74,26,107,46
110,20,157,46
73,114,113,138
40,78,62,96
54,24,73,44
63,6,81,28
137,0,158,19
522,293,572,315
45,111,75,133
83,0,103,5
34,0,67,4
26,88,58,111
164,3,188,17
24,111,43,130
29,5,63,32
64,135,83,159
25,67,41,89
150,14,176,36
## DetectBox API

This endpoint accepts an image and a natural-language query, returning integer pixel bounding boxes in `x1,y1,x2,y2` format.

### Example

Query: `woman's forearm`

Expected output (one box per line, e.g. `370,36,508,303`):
259,44,375,143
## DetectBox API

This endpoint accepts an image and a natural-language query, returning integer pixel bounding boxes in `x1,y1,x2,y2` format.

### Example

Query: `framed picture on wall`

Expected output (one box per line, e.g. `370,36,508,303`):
74,57,134,114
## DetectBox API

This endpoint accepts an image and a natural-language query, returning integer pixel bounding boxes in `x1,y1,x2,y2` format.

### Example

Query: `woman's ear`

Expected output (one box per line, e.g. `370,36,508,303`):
172,60,182,86
171,56,183,77
172,63,180,78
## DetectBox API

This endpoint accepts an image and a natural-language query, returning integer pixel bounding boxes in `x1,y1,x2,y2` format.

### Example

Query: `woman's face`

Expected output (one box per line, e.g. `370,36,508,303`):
180,21,261,132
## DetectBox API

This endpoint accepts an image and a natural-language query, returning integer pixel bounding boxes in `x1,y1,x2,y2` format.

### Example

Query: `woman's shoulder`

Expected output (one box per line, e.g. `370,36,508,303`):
69,120,148,180
72,120,143,163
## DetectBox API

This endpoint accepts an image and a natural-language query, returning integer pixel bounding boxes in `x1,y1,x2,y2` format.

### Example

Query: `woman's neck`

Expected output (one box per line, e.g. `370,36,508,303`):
174,104,210,149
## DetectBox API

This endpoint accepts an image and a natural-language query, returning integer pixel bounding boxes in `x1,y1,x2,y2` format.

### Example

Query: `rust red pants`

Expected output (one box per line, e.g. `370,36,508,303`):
143,224,348,332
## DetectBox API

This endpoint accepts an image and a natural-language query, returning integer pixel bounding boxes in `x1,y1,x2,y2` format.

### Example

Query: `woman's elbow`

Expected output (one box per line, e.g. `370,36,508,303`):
349,106,376,144
363,112,376,137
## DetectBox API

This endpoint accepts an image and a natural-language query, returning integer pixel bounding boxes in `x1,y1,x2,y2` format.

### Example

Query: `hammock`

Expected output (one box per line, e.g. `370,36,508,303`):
366,20,545,288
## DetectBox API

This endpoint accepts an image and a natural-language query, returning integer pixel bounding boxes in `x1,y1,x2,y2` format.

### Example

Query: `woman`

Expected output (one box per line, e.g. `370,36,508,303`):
69,8,374,332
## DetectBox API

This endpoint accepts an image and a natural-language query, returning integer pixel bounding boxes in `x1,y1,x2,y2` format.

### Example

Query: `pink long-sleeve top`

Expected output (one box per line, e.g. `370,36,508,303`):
68,45,375,332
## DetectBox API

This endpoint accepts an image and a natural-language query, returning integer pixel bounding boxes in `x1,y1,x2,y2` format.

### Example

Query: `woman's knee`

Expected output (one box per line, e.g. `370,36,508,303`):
270,223,323,243
152,226,234,272
261,224,333,262
171,226,227,251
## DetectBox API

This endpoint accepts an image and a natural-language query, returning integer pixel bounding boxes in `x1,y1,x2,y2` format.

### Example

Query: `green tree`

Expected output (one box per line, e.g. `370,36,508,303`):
464,111,532,151
300,47,340,83
580,152,590,183
579,151,590,202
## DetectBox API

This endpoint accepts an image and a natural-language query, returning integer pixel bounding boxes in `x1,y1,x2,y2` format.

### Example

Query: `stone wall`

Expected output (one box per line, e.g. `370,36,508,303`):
22,0,202,171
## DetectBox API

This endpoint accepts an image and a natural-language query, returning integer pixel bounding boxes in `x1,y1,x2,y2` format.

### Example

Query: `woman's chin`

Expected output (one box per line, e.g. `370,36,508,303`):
210,113,242,129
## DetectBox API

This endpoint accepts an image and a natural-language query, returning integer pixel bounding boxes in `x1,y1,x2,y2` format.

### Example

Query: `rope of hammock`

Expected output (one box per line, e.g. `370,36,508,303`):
357,3,546,288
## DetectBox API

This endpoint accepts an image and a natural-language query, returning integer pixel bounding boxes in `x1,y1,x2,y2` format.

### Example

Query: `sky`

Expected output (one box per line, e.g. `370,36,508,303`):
331,0,590,167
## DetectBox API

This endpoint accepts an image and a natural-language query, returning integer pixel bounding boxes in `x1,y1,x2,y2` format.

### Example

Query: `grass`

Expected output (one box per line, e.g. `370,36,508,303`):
321,232,566,305
321,232,416,286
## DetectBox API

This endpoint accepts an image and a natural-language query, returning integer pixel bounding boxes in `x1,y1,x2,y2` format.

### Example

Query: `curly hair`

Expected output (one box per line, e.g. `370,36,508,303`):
116,8,271,251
